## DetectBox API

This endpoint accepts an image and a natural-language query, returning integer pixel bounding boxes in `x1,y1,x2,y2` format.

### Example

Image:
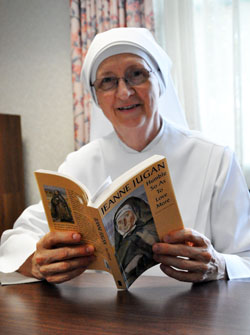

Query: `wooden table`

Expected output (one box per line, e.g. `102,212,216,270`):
1,272,250,335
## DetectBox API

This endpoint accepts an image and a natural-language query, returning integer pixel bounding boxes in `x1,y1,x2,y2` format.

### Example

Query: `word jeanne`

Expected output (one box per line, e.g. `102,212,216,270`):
100,161,166,215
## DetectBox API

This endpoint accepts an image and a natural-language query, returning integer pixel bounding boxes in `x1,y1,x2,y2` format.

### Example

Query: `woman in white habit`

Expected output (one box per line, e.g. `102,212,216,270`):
0,28,249,284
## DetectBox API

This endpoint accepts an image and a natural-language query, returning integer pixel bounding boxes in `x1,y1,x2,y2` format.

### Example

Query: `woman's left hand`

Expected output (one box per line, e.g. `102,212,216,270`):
152,228,228,283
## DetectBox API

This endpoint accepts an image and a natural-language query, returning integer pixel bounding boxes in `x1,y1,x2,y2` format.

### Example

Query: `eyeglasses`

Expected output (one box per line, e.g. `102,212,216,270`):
91,68,152,92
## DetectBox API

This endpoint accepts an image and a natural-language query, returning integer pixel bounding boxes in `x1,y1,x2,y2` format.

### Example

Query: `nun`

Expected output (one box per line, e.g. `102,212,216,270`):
1,28,249,284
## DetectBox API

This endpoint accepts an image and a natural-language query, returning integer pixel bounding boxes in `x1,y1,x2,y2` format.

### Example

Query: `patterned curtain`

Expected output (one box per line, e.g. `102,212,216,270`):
70,0,155,149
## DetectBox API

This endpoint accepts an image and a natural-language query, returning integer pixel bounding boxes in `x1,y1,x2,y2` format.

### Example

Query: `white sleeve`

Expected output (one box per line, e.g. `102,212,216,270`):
211,148,250,279
0,142,104,277
0,202,49,273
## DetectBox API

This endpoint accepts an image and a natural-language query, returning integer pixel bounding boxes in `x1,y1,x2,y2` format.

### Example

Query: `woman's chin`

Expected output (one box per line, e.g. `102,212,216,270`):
116,112,146,129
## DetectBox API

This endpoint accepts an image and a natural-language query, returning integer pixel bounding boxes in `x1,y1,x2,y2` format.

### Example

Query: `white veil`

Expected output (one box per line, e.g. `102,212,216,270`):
81,28,188,140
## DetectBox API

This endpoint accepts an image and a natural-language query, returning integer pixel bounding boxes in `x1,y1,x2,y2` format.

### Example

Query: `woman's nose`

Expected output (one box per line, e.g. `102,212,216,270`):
115,78,135,100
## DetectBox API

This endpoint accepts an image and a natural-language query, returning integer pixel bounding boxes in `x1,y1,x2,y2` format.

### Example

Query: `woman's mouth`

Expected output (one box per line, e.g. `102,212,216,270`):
117,104,140,111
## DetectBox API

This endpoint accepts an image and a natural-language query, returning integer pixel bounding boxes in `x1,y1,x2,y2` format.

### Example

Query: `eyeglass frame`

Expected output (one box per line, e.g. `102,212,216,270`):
90,68,153,92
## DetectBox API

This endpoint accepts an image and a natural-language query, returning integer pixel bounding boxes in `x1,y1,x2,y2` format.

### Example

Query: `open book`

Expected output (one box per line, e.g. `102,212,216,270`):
34,155,183,289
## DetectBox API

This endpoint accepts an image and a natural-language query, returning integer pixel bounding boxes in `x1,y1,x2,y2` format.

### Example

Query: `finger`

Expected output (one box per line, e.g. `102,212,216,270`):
45,267,88,284
35,244,95,266
154,254,209,273
163,228,209,247
152,243,212,263
160,264,205,283
31,258,45,280
40,255,96,277
37,231,82,250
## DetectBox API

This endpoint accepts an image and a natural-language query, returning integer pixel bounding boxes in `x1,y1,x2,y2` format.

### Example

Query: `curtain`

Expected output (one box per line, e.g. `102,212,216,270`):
153,0,200,130
153,0,250,187
70,0,154,149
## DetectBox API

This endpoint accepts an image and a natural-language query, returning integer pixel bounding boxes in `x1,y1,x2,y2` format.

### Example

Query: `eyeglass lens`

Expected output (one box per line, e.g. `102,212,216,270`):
93,68,150,91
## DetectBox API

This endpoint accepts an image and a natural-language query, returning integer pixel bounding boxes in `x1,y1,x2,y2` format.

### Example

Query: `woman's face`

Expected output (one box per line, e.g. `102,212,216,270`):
116,209,137,235
95,53,160,137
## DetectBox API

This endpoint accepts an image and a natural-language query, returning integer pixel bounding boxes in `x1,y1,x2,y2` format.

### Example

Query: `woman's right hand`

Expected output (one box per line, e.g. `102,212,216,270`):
18,231,96,284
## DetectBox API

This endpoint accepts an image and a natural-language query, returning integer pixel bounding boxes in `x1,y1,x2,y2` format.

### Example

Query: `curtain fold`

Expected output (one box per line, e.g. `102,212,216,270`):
153,0,250,187
70,0,154,149
153,0,200,131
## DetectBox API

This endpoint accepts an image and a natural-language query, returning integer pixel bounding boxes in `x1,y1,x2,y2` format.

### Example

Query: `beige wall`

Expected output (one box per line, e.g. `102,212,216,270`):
0,0,74,206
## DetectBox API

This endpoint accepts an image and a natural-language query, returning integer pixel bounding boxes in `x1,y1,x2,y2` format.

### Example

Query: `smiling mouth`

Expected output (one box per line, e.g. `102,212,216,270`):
117,104,140,111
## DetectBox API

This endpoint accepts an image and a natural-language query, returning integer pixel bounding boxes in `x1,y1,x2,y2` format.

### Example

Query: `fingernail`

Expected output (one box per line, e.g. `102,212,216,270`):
73,233,81,241
86,246,94,254
153,244,160,253
163,235,170,243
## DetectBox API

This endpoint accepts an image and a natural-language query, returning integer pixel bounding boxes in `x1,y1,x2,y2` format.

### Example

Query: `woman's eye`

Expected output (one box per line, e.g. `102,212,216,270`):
127,69,148,84
102,77,113,83
131,70,143,78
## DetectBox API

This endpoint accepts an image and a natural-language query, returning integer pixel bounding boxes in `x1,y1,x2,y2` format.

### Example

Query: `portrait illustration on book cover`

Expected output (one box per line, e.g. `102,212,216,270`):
102,184,159,286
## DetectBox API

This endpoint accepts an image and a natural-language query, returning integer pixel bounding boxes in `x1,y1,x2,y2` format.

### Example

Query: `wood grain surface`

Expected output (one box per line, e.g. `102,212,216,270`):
1,272,250,335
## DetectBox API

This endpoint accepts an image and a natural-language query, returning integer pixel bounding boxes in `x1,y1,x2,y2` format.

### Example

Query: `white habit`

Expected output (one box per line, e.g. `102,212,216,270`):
1,118,250,281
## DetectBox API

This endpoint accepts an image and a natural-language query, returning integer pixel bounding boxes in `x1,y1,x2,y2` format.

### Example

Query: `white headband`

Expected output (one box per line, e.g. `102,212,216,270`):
115,204,134,222
89,45,166,105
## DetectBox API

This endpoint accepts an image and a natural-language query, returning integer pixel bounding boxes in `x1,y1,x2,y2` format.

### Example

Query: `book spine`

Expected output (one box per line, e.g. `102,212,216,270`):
89,207,128,290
